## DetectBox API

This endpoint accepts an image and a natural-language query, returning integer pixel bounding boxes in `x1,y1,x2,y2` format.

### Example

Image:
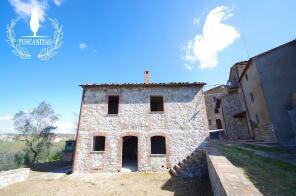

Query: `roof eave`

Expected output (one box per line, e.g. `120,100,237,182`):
79,82,207,89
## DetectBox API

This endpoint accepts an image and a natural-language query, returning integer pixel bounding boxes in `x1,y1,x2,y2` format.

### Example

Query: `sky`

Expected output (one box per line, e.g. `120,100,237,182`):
0,0,295,134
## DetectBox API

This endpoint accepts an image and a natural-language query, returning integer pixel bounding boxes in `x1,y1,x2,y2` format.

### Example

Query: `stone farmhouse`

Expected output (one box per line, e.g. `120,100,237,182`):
72,71,209,174
212,40,296,145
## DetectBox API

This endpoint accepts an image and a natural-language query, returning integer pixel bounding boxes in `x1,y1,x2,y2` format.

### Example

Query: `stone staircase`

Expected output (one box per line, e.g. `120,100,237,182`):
169,150,207,178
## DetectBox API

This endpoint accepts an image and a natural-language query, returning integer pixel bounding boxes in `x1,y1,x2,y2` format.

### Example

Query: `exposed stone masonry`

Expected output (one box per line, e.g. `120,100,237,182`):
73,85,209,174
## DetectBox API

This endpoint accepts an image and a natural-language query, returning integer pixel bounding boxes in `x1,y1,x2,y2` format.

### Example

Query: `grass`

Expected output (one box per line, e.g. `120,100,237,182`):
243,143,291,153
218,144,296,196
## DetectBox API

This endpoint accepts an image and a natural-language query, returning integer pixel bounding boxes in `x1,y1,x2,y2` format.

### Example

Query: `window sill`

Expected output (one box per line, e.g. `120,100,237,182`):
150,111,164,114
91,151,104,154
150,154,166,157
106,114,119,117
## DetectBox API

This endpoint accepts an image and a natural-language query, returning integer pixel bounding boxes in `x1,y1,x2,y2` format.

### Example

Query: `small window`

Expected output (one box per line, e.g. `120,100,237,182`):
212,96,217,102
108,96,119,114
151,136,166,154
65,141,75,152
93,136,105,151
150,96,164,112
250,92,254,103
245,74,248,80
214,108,219,113
208,119,212,126
216,119,223,129
255,114,260,124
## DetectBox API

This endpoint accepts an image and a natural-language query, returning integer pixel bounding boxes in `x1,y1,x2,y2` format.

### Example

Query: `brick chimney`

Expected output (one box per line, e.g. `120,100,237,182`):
144,70,150,84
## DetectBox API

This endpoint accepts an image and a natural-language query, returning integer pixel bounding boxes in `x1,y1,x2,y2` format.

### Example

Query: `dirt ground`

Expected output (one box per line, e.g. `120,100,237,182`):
0,172,212,196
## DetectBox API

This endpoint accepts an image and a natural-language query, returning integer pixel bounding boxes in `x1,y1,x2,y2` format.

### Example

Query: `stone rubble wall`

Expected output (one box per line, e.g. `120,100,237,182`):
150,155,167,171
73,86,209,173
0,168,30,189
222,93,250,139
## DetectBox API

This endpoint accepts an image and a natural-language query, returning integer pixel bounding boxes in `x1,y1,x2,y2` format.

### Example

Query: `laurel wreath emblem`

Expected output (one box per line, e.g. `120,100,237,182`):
6,17,63,60
38,18,63,60
6,18,31,59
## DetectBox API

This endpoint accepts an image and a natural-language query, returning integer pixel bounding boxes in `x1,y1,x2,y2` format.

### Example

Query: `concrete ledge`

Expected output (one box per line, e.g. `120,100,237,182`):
206,148,262,196
0,168,30,189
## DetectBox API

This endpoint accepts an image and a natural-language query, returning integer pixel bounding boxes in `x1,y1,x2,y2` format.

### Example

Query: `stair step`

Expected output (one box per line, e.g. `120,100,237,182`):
173,165,182,173
169,169,177,177
190,154,204,161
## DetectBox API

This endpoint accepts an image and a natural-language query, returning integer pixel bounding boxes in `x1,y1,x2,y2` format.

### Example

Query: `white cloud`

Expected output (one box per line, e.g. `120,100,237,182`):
0,114,13,121
9,0,48,22
184,6,240,69
53,0,62,6
184,64,194,70
193,17,200,25
9,0,62,22
79,43,87,50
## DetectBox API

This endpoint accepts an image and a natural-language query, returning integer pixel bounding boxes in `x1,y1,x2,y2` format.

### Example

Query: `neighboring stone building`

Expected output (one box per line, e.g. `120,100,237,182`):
73,71,209,173
217,40,296,145
239,40,296,145
204,85,227,130
217,62,252,140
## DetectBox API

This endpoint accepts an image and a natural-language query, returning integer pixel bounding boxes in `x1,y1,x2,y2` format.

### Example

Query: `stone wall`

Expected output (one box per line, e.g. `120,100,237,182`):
0,168,30,189
73,86,209,173
207,148,262,196
221,92,250,139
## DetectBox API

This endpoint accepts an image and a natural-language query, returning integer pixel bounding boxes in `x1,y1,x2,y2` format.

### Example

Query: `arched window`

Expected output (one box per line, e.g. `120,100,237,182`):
151,136,166,154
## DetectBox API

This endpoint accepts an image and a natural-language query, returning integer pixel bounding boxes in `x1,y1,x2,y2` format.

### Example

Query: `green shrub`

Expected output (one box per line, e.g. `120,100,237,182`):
0,150,28,171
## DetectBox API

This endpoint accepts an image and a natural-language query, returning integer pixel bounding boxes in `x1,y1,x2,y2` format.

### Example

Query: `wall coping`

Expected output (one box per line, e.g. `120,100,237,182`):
0,168,30,189
207,147,262,196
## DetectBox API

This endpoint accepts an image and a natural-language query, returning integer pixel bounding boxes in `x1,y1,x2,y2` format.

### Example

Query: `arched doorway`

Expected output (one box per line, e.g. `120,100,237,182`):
122,136,138,172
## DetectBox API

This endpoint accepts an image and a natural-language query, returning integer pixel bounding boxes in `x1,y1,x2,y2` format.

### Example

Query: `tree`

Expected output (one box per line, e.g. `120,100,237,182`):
13,102,59,163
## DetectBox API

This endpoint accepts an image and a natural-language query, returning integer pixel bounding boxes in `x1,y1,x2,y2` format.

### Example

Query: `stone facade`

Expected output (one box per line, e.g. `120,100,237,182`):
217,62,251,140
205,85,227,130
73,83,209,173
221,91,250,139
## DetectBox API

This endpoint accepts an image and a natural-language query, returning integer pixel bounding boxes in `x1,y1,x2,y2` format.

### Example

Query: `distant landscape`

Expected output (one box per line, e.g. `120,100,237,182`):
0,133,75,171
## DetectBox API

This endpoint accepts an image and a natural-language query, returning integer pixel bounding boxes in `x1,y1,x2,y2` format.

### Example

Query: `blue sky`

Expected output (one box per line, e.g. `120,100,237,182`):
0,0,295,133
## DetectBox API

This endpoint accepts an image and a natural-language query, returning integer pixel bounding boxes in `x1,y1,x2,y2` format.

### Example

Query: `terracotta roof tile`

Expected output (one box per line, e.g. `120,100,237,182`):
80,82,206,88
